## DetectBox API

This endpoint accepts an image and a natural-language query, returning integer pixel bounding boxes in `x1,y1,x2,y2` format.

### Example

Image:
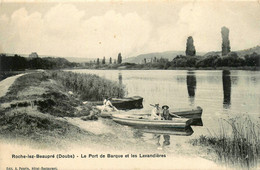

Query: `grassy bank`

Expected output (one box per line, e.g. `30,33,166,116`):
0,71,126,147
190,116,260,168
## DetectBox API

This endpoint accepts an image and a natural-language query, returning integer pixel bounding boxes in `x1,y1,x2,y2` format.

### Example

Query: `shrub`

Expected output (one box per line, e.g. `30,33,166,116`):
196,55,220,67
171,55,198,67
46,71,125,101
245,52,260,66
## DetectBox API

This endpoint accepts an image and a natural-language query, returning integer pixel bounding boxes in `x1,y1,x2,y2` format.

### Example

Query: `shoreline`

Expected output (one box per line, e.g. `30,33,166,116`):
0,71,259,169
1,66,259,82
66,66,260,71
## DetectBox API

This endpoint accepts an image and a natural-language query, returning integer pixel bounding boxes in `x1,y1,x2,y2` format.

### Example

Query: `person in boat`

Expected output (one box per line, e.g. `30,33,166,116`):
162,105,172,120
102,97,118,112
151,104,162,120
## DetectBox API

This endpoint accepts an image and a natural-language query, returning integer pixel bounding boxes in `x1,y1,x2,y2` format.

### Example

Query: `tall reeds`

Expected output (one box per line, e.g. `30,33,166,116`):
46,71,125,101
190,116,260,168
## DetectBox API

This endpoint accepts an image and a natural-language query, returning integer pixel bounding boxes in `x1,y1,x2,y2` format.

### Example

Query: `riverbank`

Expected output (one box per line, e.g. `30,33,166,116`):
1,66,259,82
74,65,260,71
0,71,125,148
0,71,165,152
0,71,214,161
0,70,258,169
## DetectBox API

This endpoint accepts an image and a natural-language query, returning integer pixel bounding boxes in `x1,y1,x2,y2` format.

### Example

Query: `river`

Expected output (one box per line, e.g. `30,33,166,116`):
68,69,260,153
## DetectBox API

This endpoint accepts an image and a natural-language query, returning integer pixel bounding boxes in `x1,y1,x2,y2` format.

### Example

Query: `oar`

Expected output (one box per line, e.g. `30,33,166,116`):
150,104,183,118
113,105,119,111
170,112,182,118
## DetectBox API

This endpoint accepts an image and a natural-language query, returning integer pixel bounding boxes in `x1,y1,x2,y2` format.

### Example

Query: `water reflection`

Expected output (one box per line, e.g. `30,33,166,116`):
70,69,260,150
118,72,123,85
137,127,193,149
154,134,170,147
187,71,197,105
138,127,194,136
132,129,144,138
222,70,231,108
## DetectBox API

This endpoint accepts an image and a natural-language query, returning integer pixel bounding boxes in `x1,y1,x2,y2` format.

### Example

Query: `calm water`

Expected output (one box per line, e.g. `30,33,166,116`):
68,69,260,151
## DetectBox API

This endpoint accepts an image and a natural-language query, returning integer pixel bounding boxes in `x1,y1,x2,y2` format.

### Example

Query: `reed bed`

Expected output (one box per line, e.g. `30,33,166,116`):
190,116,260,168
46,71,125,101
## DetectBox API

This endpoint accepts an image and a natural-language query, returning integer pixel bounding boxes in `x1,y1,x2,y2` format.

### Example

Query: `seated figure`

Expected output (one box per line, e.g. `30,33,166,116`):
150,104,162,120
161,105,171,120
101,97,118,112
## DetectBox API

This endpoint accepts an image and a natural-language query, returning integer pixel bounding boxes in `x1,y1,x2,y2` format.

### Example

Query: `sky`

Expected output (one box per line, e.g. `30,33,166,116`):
0,1,260,59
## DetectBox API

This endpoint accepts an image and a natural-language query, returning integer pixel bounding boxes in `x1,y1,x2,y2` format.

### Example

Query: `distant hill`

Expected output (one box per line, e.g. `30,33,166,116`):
203,45,260,57
123,51,184,64
123,51,206,64
236,45,260,57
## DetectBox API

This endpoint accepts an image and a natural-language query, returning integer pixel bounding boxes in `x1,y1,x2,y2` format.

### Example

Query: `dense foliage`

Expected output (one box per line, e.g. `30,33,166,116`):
1,52,259,71
46,71,125,101
0,54,78,71
141,52,260,69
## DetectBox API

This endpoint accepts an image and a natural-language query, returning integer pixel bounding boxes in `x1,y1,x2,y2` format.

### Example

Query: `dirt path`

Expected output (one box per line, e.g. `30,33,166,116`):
0,74,25,97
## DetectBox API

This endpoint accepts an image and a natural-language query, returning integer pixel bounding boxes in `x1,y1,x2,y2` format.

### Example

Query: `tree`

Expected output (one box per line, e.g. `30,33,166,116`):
97,58,100,65
29,52,39,59
221,26,231,56
153,57,157,63
117,53,122,64
144,58,147,64
102,56,106,64
186,36,196,56
109,57,112,64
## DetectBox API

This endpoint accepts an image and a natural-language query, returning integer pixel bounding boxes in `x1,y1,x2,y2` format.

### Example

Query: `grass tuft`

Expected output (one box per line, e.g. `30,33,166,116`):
190,116,260,168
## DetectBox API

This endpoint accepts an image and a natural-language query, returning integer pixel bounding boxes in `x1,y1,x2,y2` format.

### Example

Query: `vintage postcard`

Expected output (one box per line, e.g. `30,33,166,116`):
0,0,259,169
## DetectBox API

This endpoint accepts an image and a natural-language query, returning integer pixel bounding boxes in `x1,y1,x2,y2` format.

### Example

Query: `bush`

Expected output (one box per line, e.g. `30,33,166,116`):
46,71,125,101
196,55,220,67
171,55,198,67
245,52,260,66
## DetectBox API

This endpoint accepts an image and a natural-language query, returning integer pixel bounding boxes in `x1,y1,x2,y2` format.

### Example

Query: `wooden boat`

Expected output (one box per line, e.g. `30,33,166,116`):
90,96,143,110
112,114,192,128
170,106,203,119
189,118,203,126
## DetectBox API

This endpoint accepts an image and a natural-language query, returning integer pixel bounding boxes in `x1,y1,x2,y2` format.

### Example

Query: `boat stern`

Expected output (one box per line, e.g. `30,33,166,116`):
186,118,193,126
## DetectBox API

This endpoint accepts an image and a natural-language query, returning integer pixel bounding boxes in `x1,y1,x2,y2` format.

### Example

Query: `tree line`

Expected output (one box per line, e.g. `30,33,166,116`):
139,52,259,69
139,26,259,69
0,54,78,71
94,53,122,65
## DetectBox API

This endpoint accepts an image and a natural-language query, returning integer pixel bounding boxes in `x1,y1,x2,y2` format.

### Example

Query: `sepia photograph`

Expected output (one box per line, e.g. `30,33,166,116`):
0,0,259,169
